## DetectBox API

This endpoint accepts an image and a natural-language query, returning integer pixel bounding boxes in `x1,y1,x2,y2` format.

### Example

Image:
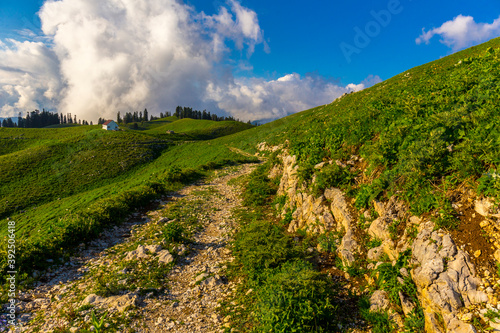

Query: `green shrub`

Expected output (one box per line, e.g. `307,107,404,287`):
231,220,297,280
477,170,500,197
313,164,357,195
160,166,201,184
374,250,417,305
254,260,339,333
403,307,426,333
242,164,277,207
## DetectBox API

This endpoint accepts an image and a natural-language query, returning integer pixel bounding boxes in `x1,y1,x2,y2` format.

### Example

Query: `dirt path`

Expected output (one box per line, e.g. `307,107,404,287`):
9,163,257,333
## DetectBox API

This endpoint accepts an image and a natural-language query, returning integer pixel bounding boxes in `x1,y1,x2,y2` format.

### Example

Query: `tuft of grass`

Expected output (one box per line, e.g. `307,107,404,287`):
374,250,417,305
403,307,425,333
163,221,190,244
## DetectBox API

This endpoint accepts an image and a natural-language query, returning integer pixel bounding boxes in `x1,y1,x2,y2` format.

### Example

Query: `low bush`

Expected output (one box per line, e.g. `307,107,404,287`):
312,163,358,196
163,221,189,244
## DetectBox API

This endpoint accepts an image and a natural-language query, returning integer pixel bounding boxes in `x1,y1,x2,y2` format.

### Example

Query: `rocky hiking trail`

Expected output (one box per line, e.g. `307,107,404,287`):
11,163,258,333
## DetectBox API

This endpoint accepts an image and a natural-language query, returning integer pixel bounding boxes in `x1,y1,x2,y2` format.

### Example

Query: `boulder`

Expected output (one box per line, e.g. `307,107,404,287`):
367,245,384,261
368,217,392,241
475,198,500,218
82,293,138,312
446,317,478,333
145,244,162,254
103,293,139,312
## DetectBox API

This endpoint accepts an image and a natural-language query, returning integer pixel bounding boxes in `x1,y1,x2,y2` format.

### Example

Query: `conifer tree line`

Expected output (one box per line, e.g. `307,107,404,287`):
1,109,92,128
116,107,250,125
115,109,149,124
174,106,243,122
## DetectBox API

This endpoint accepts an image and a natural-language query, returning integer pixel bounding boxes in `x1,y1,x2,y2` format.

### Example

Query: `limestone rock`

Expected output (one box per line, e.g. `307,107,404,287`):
413,258,444,288
82,293,105,306
373,201,386,218
145,244,162,254
446,317,477,333
475,198,494,217
368,217,392,240
367,246,384,261
369,290,390,312
325,188,352,231
411,223,488,332
104,293,138,312
124,245,150,261
314,162,326,169
194,273,209,284
158,250,174,264
398,291,416,316
494,249,500,262
82,292,138,312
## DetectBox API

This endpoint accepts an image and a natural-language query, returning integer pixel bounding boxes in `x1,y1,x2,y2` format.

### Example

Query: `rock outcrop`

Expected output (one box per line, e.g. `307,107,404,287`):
261,143,499,333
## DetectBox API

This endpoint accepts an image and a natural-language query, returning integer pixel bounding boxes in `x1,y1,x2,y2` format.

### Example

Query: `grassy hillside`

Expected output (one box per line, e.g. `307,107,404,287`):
0,127,170,220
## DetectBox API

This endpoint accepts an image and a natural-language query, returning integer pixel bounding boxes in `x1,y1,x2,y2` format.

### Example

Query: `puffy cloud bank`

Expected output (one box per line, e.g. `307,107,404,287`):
0,0,379,122
416,15,500,51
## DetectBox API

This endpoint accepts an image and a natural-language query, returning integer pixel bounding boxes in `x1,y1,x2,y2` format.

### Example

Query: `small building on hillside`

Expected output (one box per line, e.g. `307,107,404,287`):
102,120,119,131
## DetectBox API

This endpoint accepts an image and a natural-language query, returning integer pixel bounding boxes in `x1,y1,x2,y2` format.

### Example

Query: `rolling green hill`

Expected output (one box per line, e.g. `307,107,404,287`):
118,117,253,141
0,118,257,279
214,37,500,332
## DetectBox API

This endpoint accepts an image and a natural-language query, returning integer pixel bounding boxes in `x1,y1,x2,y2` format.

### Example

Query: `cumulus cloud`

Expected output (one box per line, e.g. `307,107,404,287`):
0,0,380,122
416,15,500,51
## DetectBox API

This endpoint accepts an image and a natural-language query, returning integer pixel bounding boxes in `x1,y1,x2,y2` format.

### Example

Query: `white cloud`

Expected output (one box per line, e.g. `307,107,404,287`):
416,15,500,51
206,73,382,121
0,0,381,122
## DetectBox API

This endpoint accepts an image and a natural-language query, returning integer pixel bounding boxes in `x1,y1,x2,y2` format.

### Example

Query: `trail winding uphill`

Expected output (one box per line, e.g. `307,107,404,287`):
12,163,257,333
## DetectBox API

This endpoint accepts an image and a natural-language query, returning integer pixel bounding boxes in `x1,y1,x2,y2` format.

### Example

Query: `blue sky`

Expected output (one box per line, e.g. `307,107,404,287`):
0,0,499,121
